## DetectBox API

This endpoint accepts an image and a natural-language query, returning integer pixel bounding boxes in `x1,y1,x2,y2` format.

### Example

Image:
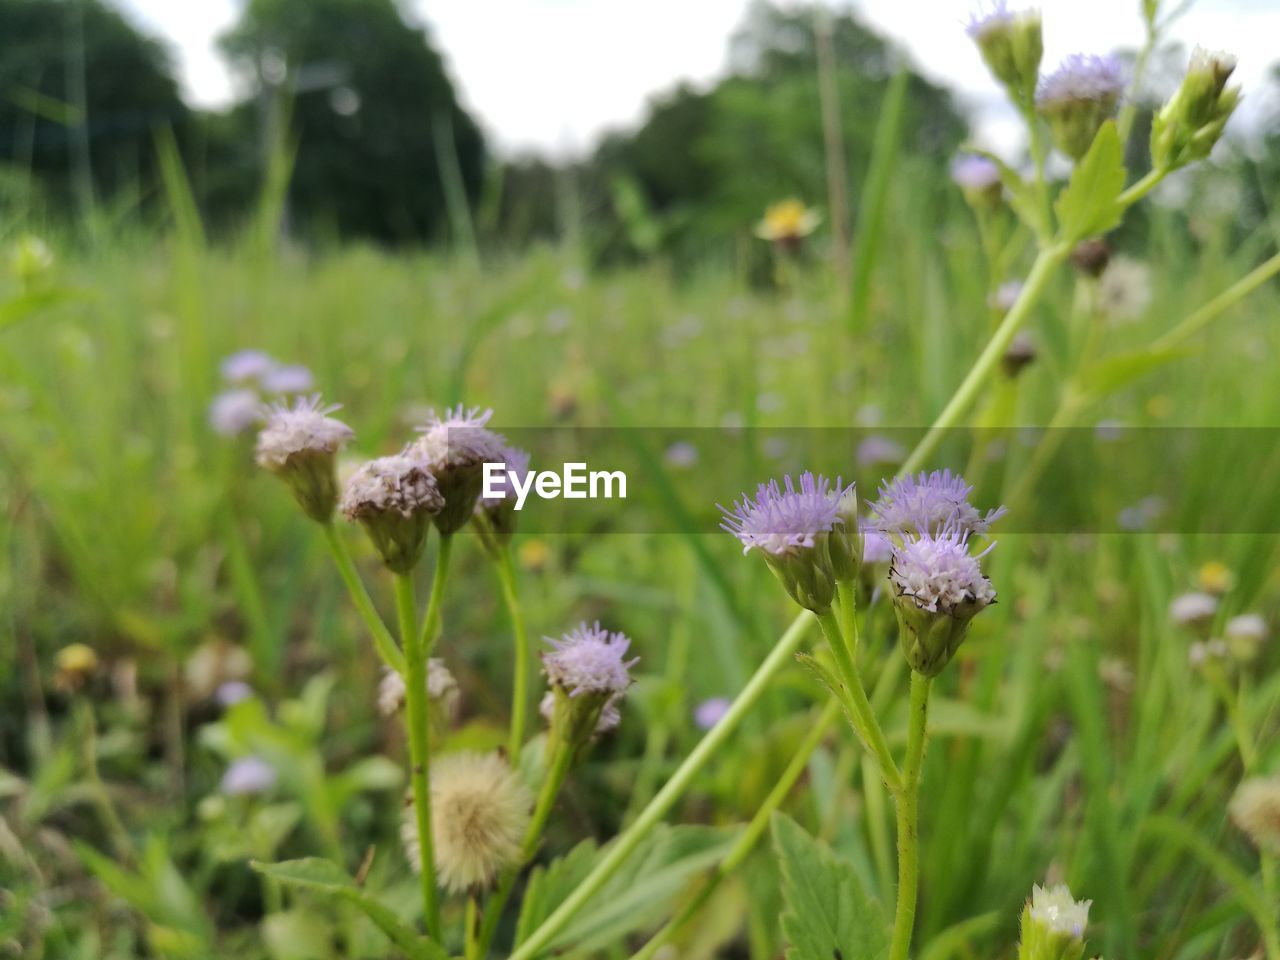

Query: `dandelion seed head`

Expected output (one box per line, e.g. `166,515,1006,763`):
872,469,1005,537
1029,882,1091,939
719,472,848,556
542,622,637,697
254,394,353,470
1230,776,1280,853
403,752,532,893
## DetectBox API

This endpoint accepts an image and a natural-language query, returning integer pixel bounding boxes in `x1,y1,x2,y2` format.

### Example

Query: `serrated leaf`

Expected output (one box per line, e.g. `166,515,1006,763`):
251,859,445,960
1076,347,1192,399
772,813,889,960
1054,121,1127,242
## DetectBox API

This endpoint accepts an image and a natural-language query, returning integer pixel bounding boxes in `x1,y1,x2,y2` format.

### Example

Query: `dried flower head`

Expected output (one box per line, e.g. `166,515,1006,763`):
341,451,443,572
1070,237,1113,277
221,756,277,797
377,660,458,717
256,395,354,522
413,405,507,534
403,751,532,893
872,469,1005,537
1037,54,1126,160
1229,776,1280,853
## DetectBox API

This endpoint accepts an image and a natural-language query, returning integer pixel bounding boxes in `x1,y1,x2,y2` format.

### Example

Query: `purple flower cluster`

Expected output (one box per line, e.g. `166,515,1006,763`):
542,622,638,697
889,525,997,616
211,350,316,436
950,154,1002,192
872,469,1006,537
1037,54,1125,107
718,472,850,556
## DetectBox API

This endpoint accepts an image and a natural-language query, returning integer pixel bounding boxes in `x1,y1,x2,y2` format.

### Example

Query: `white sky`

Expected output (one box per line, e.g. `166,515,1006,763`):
117,0,1278,158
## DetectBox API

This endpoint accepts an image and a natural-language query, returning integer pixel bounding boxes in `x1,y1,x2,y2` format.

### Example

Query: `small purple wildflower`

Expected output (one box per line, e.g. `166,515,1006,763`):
664,441,699,469
1170,592,1218,626
255,395,354,469
990,280,1023,313
261,363,315,395
414,405,507,472
209,389,263,436
221,756,276,796
856,436,905,468
862,528,894,565
480,446,532,508
872,469,1006,537
694,697,731,730
965,1,1016,39
215,681,254,707
719,472,850,556
221,350,277,384
950,154,1001,192
1037,54,1125,107
890,526,997,615
543,622,637,697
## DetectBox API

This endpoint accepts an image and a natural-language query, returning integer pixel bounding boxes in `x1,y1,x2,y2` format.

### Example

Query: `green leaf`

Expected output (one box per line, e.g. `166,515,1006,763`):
515,839,602,947
1054,121,1127,242
1075,346,1192,399
964,145,1045,237
250,859,446,960
772,813,889,960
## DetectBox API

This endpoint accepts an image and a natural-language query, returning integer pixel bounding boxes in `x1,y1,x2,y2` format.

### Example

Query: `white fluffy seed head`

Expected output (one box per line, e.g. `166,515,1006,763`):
341,451,443,520
402,752,532,893
1230,776,1280,853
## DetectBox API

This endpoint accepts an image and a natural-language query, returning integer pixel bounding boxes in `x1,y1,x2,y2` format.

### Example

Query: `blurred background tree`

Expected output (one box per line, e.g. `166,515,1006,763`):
217,0,484,244
0,0,188,221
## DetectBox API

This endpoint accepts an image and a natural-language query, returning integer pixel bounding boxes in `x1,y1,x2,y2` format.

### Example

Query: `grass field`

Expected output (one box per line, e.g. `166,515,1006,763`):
3,68,1280,960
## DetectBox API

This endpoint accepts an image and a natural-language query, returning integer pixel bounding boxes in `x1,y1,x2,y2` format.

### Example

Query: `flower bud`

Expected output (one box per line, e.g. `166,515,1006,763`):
1036,55,1125,161
413,406,507,535
1151,49,1240,171
889,527,997,677
1018,883,1091,960
1070,238,1112,278
341,450,443,573
256,395,354,522
826,485,863,585
951,154,1003,210
1001,331,1038,378
968,4,1043,108
542,622,637,762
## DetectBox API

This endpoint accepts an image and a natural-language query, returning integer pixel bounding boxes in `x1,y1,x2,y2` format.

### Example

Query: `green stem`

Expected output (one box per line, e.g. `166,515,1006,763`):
1023,107,1054,242
396,571,442,942
495,548,531,764
465,895,481,960
1116,167,1167,208
817,607,903,793
322,522,405,674
419,533,454,654
628,698,842,960
1205,667,1257,771
888,673,931,960
507,612,814,960
75,698,133,861
1154,251,1280,351
901,242,1069,474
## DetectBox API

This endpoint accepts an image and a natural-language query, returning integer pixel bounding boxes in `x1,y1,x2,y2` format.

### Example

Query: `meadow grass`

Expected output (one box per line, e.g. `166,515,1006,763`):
2,145,1279,959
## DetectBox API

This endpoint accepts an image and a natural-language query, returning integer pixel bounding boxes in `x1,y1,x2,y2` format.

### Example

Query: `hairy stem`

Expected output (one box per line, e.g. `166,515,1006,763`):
396,571,441,942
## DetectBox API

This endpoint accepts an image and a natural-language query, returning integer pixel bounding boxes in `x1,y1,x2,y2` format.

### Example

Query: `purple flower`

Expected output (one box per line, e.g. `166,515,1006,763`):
664,441,699,469
719,472,850,556
694,697,731,730
542,622,637,697
261,363,314,395
856,436,905,468
965,1,1017,39
209,389,263,436
220,756,276,796
863,528,894,565
221,350,277,384
414,404,507,472
480,446,532,508
215,681,254,707
1037,54,1125,107
872,469,1006,537
950,154,1001,192
990,280,1023,313
890,527,997,615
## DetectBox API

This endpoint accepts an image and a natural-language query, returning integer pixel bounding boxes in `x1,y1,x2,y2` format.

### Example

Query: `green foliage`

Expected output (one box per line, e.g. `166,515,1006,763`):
1054,121,1127,243
773,812,888,960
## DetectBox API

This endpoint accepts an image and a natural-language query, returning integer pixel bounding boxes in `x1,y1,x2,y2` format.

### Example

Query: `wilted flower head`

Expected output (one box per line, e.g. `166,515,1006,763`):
968,2,1043,107
403,751,532,893
1170,591,1218,627
256,395,354,522
951,154,1003,208
694,697,731,730
341,451,443,572
209,388,263,436
221,350,277,384
1152,48,1240,171
413,405,507,534
872,469,1006,537
890,526,997,676
1037,54,1126,160
221,756,277,797
719,473,850,611
543,622,636,697
755,199,821,247
1229,776,1280,853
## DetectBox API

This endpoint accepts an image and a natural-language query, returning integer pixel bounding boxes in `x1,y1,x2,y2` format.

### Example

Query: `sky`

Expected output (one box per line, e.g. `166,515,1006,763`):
117,0,1278,158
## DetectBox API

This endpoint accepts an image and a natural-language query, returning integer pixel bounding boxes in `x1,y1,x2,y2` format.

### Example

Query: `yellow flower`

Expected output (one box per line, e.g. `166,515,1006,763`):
1197,560,1235,595
518,538,551,573
54,643,99,691
755,199,821,244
